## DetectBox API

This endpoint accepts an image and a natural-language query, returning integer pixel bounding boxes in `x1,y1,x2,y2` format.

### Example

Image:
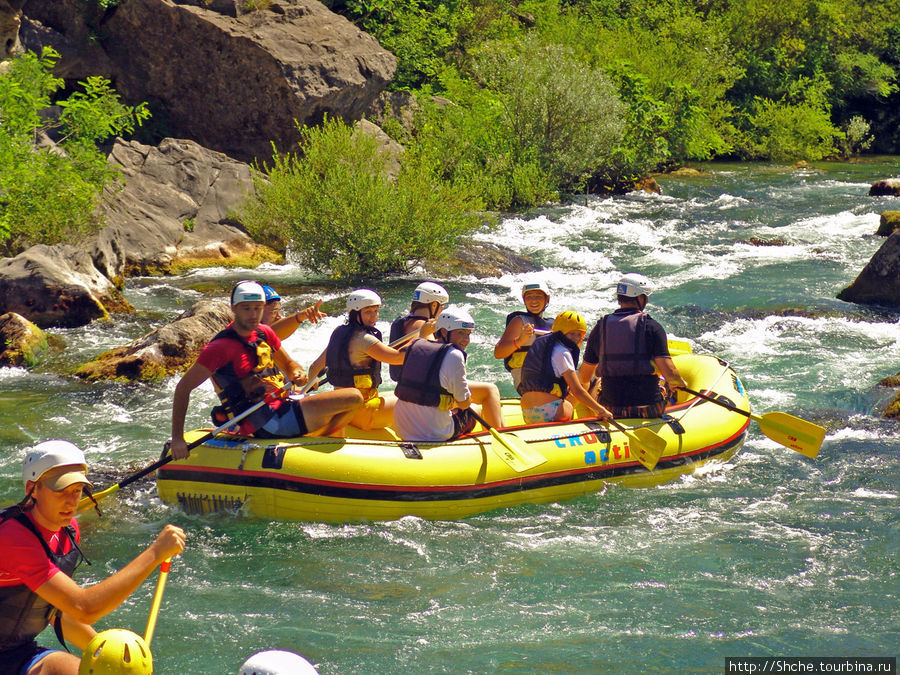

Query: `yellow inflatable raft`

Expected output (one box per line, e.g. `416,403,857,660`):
156,351,750,522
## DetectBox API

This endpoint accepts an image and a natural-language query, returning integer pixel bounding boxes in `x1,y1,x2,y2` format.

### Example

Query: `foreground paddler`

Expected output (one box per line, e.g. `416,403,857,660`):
393,306,504,442
518,310,613,424
169,281,364,459
579,273,687,418
494,280,554,389
308,289,435,430
0,441,185,674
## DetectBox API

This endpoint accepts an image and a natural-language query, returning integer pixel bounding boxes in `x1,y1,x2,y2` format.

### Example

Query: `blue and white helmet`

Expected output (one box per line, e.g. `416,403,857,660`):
616,273,654,298
413,282,449,305
436,306,475,333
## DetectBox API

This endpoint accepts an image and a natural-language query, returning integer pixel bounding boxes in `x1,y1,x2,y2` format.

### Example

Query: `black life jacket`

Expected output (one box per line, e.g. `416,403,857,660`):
596,310,655,378
516,331,580,398
325,323,384,390
208,326,285,431
0,511,86,651
388,313,424,382
503,311,553,371
394,339,464,409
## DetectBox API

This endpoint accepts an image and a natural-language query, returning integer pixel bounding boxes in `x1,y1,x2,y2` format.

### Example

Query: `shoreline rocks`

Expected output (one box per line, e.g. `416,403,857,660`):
74,299,231,381
836,231,900,310
869,179,900,196
21,0,397,165
0,245,132,328
0,312,47,367
94,137,280,281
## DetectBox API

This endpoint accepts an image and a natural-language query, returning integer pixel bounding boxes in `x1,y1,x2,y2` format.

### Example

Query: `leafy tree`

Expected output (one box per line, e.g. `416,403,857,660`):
473,34,625,190
0,48,149,257
411,68,556,210
238,117,485,280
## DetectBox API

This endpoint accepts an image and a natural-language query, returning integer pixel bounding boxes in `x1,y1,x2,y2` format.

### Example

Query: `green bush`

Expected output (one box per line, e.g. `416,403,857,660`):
746,97,839,161
238,117,485,280
0,48,149,257
473,34,626,190
410,68,556,210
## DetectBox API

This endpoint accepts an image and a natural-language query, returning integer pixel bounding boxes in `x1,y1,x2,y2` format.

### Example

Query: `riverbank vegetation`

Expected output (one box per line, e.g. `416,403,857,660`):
2,1,898,279
333,0,898,207
0,48,148,258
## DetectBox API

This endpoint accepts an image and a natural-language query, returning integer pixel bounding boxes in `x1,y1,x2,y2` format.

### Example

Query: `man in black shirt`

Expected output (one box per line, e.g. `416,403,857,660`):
579,273,686,418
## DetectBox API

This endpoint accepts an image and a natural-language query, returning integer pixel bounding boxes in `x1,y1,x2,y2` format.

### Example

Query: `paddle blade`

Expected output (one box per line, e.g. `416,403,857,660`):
630,428,667,471
487,428,546,472
758,411,825,458
667,338,693,356
78,484,120,513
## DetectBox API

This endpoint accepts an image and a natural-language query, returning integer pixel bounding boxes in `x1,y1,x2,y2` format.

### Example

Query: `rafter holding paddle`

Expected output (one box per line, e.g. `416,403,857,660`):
78,379,296,512
683,387,825,458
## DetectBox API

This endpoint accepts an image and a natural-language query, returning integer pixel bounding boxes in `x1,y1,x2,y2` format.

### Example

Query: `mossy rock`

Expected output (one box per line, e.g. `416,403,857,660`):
885,391,900,419
0,313,49,368
876,211,900,237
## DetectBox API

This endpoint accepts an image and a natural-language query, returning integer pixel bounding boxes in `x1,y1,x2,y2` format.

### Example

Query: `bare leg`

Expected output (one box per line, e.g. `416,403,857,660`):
351,394,397,430
29,651,80,674
469,381,502,428
300,389,364,436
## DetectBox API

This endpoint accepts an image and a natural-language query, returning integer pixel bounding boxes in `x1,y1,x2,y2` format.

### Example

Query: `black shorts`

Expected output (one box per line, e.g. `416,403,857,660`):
0,641,53,675
253,400,309,438
450,408,478,440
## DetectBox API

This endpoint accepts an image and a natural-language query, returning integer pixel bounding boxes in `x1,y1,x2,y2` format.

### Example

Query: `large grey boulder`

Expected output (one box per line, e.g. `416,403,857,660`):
22,0,397,164
0,245,132,328
837,231,900,309
93,137,275,281
75,299,232,381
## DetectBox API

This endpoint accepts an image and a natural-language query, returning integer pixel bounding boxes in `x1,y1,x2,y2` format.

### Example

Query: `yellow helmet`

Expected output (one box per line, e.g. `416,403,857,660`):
552,310,586,335
79,629,153,675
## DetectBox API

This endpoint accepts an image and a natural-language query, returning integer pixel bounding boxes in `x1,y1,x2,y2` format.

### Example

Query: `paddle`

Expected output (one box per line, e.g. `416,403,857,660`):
77,380,295,512
468,409,546,472
604,417,668,471
667,338,693,355
683,387,824,458
144,558,171,646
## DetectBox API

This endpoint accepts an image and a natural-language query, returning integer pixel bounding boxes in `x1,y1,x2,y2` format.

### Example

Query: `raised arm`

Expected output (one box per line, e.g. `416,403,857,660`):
33,525,186,626
170,361,213,460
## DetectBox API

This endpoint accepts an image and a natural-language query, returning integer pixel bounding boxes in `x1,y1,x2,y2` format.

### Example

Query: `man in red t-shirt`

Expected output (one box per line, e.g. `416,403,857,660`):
168,281,363,459
0,440,185,675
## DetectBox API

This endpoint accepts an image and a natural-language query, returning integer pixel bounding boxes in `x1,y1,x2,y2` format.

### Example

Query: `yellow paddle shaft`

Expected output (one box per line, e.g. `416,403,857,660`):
144,558,172,646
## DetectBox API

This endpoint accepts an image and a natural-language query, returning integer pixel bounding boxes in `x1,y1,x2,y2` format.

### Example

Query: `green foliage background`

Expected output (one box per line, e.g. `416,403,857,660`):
0,48,148,258
337,0,899,202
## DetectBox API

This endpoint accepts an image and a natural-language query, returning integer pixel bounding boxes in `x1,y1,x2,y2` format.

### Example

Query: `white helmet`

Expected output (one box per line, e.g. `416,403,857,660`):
413,281,449,306
616,273,654,298
346,289,381,312
521,281,550,299
23,440,92,490
239,650,319,675
436,306,475,333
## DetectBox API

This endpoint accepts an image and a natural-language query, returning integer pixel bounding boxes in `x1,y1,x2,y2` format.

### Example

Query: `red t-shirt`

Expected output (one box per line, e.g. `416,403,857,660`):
196,322,285,433
0,513,80,591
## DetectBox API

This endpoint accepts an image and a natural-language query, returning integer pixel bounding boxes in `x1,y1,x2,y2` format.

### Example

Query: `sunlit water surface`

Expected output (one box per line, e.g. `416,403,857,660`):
1,160,898,673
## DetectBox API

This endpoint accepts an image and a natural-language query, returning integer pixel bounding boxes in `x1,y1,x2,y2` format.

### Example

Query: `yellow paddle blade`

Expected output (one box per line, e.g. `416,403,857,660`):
77,484,120,513
487,428,547,472
628,428,668,471
667,338,693,355
756,411,826,458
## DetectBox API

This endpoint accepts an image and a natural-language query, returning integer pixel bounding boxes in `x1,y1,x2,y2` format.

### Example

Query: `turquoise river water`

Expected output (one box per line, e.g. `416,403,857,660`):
1,160,898,673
